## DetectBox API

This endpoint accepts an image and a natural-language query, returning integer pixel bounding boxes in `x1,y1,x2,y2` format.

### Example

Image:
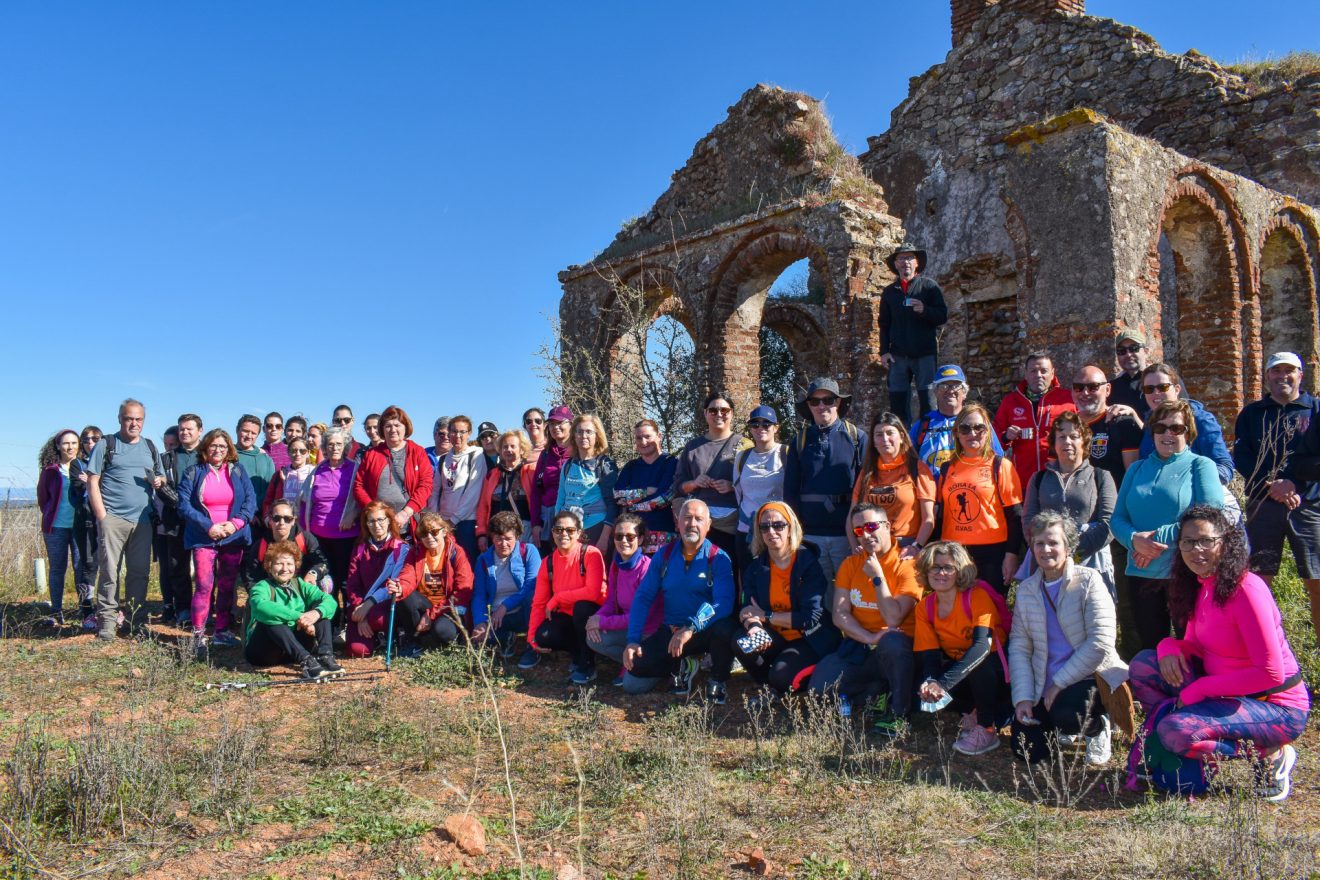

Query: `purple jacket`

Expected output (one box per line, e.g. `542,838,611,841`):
530,443,572,528
598,553,663,636
263,441,291,471
37,462,67,533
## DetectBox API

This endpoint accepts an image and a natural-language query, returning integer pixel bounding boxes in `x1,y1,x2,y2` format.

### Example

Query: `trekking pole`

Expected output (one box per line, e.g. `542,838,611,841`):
205,671,383,692
384,596,398,671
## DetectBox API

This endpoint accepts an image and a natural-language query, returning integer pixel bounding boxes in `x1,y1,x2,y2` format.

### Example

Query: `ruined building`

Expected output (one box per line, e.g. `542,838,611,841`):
558,0,1320,432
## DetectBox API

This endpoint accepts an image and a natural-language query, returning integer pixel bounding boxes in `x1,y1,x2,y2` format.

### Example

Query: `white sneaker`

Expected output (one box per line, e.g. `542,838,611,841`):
1056,733,1078,747
1085,716,1112,766
1258,744,1297,803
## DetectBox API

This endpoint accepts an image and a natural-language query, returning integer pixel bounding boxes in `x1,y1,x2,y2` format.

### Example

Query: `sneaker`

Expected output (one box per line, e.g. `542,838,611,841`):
82,614,99,632
569,665,597,686
869,692,890,716
317,654,345,677
1259,744,1297,803
611,673,625,688
397,643,424,659
958,711,979,734
334,627,348,646
301,655,326,680
1057,733,1079,747
670,656,699,696
517,648,541,670
704,680,728,706
872,712,907,739
1084,716,1113,766
953,725,1000,756
498,637,519,660
211,630,241,648
39,615,63,628
175,610,191,627
192,632,209,660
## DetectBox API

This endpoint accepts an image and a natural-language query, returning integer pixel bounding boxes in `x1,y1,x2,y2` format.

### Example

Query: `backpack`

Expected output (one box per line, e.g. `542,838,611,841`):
922,581,1012,682
547,544,587,591
794,420,864,473
1126,697,1214,795
658,539,720,580
735,444,784,484
101,434,162,476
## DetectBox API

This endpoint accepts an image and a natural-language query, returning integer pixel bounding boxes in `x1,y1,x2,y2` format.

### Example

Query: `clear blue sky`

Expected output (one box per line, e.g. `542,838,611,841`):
2,1,1315,490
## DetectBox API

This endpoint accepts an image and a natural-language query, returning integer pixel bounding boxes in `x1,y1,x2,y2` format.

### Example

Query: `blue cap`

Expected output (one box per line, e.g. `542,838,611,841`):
933,364,966,385
747,405,779,425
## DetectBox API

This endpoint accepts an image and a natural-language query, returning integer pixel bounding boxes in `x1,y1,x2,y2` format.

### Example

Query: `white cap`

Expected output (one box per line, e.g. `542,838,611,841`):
1266,352,1303,371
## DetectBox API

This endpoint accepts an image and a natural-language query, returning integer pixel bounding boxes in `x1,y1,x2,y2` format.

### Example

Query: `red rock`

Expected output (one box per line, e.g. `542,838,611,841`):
441,814,486,856
745,847,771,876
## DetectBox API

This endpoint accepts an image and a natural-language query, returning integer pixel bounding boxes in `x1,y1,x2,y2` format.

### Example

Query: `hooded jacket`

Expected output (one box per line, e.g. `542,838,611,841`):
741,541,841,659
993,377,1076,490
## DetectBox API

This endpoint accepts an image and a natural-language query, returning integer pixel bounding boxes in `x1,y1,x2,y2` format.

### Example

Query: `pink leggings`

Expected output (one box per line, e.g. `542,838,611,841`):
192,546,244,633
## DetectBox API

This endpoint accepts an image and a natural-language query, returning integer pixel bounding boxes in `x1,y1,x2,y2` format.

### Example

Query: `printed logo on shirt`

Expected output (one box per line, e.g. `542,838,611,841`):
849,588,879,610
933,449,953,471
869,484,897,505
1090,434,1109,460
1013,407,1025,418
950,487,983,525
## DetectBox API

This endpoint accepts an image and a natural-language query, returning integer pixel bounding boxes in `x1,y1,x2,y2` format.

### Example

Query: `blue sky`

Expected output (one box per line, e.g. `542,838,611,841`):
2,1,1315,490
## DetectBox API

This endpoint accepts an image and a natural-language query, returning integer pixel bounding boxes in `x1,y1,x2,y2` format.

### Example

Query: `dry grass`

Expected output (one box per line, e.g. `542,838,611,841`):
1225,50,1320,90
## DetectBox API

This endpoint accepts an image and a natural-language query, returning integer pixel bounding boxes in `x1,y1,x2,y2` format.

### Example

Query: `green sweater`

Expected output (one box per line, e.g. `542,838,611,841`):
246,577,338,640
236,447,276,509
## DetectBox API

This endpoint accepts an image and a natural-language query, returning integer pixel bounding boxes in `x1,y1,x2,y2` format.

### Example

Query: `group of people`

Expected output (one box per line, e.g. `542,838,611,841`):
30,248,1316,802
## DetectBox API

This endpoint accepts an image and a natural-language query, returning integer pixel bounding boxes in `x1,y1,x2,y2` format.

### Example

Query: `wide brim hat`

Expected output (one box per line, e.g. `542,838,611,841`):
885,240,927,274
795,377,852,420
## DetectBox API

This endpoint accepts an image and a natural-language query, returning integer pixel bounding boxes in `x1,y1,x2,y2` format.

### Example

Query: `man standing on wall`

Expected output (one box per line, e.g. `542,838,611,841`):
86,398,164,640
1234,352,1320,633
879,242,948,426
994,351,1076,490
784,378,867,580
1108,329,1150,414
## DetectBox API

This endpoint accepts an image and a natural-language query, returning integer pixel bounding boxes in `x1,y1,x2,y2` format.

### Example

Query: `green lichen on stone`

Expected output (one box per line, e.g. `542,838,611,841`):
1003,107,1106,151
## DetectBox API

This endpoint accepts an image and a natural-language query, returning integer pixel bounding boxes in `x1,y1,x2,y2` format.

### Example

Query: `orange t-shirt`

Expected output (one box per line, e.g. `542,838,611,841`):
833,546,923,638
913,588,1000,660
419,550,447,607
768,560,801,640
937,454,1023,545
851,459,936,540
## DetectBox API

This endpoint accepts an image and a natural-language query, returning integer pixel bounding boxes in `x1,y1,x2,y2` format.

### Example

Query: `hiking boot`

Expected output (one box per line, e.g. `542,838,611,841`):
517,647,541,670
569,665,598,686
301,655,326,681
670,656,699,696
1258,744,1297,803
704,680,728,706
1084,716,1113,766
317,653,345,677
958,710,979,734
192,632,209,660
96,625,117,642
953,725,1000,756
82,614,99,633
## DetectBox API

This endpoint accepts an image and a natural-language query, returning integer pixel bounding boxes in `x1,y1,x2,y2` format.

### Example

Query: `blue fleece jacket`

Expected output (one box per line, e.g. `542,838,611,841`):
178,462,257,550
626,538,733,644
1112,448,1223,578
783,419,867,533
1137,399,1234,485
471,542,542,626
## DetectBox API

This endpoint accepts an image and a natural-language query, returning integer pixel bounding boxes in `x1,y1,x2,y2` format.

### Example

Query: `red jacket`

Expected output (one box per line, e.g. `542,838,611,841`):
395,535,475,622
475,461,537,538
528,543,606,648
352,440,433,515
993,378,1076,490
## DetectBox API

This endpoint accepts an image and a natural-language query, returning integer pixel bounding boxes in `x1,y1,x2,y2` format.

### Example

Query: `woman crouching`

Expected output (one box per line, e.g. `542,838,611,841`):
245,539,344,679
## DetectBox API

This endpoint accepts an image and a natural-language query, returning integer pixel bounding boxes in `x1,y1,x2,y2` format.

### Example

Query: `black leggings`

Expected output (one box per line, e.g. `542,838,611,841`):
1010,679,1105,764
246,618,333,666
732,626,822,693
396,591,463,648
707,528,741,591
1128,575,1172,652
317,536,357,623
534,600,601,668
937,652,1009,728
630,616,739,682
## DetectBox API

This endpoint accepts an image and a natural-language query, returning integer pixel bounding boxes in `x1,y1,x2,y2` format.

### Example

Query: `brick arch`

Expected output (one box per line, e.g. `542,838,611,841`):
1147,170,1251,422
763,301,829,384
1257,212,1320,391
851,359,888,432
706,229,835,413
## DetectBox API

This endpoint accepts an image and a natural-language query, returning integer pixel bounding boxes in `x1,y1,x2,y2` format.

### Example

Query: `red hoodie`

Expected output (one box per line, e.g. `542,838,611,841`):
993,378,1076,490
395,535,475,622
353,440,433,515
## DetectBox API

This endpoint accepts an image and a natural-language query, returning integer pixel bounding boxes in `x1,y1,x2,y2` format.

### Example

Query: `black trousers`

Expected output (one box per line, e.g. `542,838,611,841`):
156,532,191,615
534,600,602,668
396,591,463,649
318,536,357,624
1010,679,1105,764
246,618,333,666
732,626,822,693
72,512,99,614
1128,575,1172,652
939,653,1009,729
630,616,739,682
967,542,1009,595
707,528,741,591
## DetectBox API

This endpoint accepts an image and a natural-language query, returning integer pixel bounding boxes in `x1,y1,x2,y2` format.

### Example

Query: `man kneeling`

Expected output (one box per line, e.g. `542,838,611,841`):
245,539,344,679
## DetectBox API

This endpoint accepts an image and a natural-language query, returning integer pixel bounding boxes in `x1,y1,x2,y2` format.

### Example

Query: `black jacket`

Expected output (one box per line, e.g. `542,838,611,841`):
878,275,948,358
740,541,840,658
157,447,202,532
243,525,330,587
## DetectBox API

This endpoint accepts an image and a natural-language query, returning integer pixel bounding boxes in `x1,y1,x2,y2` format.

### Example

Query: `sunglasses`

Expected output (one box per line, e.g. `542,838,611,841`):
957,424,988,435
748,420,773,429
758,520,789,533
706,407,732,415
265,423,282,430
421,528,445,538
333,417,352,425
1116,344,1143,355
851,521,889,537
269,515,295,524
1142,382,1174,394
807,396,838,407
1151,422,1188,436
552,526,579,535
524,418,545,426
614,532,639,543
1071,382,1106,392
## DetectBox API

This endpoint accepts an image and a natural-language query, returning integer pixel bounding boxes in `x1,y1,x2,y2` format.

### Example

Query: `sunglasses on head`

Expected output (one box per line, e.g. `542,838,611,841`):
757,520,788,533
1151,421,1188,436
1072,382,1105,392
851,520,889,538
1142,382,1174,394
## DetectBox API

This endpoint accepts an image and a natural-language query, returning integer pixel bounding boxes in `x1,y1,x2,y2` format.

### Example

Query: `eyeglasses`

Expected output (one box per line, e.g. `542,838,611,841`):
333,416,352,425
706,407,731,416
614,532,639,543
808,396,838,408
748,420,773,429
552,526,579,535
1142,382,1174,394
851,521,889,537
421,528,444,538
1072,382,1106,392
207,443,229,451
758,520,789,533
1116,344,1143,355
269,515,295,524
929,564,958,576
1151,422,1188,436
1178,535,1223,551
366,517,391,526
957,424,988,435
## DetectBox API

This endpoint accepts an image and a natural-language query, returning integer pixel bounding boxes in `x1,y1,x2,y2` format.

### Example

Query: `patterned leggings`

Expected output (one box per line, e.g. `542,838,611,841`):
1128,650,1308,759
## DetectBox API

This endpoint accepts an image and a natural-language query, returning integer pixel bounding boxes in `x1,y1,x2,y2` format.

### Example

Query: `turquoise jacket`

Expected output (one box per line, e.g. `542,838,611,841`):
1112,448,1223,578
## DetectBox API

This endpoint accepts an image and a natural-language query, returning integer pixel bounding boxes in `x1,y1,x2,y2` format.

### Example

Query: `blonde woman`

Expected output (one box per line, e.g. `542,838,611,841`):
476,429,536,550
554,413,619,556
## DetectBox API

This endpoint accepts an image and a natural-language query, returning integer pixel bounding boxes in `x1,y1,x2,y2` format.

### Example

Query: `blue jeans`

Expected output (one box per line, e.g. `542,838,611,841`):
454,519,479,566
42,527,77,620
805,534,852,582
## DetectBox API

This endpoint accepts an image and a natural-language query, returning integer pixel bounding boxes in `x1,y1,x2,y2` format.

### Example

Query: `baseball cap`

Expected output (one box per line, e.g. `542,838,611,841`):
546,405,574,423
1266,352,1303,371
477,421,499,438
747,405,779,425
1116,329,1147,348
933,364,967,385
